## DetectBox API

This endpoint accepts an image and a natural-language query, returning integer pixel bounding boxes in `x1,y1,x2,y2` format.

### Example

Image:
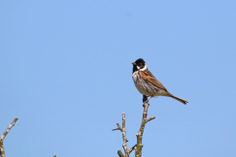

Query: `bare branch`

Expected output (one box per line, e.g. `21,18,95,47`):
114,102,155,157
0,117,18,157
1,117,18,140
114,113,130,157
117,150,125,157
147,116,156,123
135,102,154,157
128,144,136,154
121,113,129,156
112,123,122,131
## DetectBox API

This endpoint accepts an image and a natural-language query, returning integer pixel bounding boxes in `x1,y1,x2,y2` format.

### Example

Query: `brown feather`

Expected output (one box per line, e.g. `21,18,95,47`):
139,70,168,92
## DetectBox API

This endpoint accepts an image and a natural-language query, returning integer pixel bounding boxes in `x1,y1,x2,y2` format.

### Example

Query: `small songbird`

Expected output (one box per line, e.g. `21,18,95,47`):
132,58,188,104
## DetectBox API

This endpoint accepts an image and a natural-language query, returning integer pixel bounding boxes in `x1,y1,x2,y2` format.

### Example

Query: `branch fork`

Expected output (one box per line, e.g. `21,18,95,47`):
113,102,155,157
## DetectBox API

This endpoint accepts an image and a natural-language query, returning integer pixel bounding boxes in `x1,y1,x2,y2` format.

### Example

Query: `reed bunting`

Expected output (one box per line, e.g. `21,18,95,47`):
132,58,188,104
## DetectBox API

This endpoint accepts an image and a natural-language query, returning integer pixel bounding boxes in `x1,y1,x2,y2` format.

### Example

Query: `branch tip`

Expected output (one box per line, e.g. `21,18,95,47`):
112,123,122,131
0,117,18,157
117,150,125,157
147,116,156,122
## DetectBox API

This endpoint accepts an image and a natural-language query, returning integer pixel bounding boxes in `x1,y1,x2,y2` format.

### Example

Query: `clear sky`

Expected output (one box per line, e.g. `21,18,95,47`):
0,0,235,157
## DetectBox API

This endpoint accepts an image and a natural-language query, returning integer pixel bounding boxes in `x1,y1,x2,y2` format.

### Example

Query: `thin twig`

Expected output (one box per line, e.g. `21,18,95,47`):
113,113,130,157
0,117,18,157
112,123,122,131
128,144,137,154
147,116,156,123
121,113,129,156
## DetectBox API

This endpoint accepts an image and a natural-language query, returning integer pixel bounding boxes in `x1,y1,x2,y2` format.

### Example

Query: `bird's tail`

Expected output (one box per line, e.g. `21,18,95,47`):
168,93,188,105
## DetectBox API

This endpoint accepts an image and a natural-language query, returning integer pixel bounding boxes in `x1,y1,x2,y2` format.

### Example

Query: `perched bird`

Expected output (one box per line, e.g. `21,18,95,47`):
132,58,188,104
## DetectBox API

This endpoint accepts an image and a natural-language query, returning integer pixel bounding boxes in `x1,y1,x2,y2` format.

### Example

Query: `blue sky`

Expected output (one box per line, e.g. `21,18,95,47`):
0,0,235,157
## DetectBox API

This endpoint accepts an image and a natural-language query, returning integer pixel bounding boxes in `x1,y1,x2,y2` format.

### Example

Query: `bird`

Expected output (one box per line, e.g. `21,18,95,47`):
132,58,188,105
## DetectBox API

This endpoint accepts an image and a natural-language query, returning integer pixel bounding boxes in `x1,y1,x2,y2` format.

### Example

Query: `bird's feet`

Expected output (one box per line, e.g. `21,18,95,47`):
142,95,148,103
143,95,151,106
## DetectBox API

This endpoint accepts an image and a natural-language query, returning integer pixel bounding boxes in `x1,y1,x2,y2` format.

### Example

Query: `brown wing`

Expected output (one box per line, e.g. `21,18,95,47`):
140,70,168,92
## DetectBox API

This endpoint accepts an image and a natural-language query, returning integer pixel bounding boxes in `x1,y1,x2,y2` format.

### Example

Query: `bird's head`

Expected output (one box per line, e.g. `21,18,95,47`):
132,58,147,73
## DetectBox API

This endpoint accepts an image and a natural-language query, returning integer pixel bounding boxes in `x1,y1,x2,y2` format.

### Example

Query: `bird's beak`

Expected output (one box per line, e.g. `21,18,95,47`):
132,62,136,65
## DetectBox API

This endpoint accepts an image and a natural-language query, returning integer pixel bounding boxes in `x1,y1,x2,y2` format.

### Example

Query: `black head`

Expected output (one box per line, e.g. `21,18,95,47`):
132,58,146,73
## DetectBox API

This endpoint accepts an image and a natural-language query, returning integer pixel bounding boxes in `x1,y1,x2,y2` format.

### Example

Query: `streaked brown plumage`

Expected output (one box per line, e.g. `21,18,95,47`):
132,58,188,104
